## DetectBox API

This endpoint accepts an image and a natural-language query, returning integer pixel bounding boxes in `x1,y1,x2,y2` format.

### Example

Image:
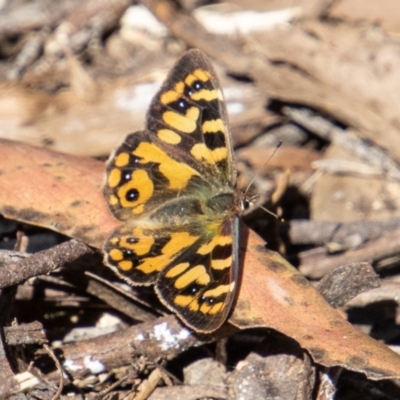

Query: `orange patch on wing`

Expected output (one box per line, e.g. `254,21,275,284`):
120,228,154,256
137,232,199,274
134,142,199,190
157,129,181,144
197,234,232,255
211,256,232,270
190,144,227,165
163,107,199,133
108,168,121,188
202,119,225,134
117,169,153,214
174,265,210,289
166,262,191,278
115,152,130,167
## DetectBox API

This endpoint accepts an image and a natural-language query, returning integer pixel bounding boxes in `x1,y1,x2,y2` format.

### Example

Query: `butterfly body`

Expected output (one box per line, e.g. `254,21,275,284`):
103,49,241,332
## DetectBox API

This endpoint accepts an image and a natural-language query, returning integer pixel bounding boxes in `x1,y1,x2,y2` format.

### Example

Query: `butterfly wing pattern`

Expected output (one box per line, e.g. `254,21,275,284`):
103,49,241,333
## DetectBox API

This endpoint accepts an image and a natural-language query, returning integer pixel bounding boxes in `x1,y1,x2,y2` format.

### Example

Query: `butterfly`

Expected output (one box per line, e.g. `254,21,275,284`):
103,49,242,333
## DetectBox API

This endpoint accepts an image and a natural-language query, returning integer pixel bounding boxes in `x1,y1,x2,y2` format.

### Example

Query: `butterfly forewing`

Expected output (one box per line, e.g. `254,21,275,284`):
147,49,236,186
104,130,207,220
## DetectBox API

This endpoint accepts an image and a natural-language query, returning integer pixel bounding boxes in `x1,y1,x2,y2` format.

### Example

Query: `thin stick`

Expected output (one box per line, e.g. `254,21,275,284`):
43,344,63,400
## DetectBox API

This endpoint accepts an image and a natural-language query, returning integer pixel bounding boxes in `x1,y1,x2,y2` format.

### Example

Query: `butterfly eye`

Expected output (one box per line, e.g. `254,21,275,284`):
126,188,139,202
124,249,133,256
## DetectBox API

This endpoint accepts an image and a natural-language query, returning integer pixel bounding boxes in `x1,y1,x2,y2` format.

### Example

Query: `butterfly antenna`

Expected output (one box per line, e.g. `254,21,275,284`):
257,204,282,220
243,141,282,198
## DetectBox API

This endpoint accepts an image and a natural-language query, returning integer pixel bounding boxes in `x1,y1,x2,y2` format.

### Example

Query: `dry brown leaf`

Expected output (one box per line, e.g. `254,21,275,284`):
232,238,400,379
0,139,117,247
0,139,400,380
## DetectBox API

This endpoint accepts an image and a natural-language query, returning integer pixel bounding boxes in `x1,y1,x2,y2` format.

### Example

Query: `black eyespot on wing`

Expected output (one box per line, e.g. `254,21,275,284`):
180,283,201,295
178,99,188,110
123,249,133,257
121,170,132,183
126,188,139,202
199,295,216,305
193,81,204,91
167,98,190,113
184,80,204,97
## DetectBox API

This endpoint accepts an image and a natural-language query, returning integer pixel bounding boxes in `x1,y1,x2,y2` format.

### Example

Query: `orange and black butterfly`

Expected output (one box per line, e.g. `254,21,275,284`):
103,49,241,333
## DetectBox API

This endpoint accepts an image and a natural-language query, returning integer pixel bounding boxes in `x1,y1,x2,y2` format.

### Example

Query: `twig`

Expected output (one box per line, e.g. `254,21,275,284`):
49,316,232,384
141,0,248,72
285,218,400,246
92,372,129,399
8,32,45,80
0,0,80,38
85,271,159,322
4,321,47,346
316,262,380,308
0,240,96,289
282,107,400,181
130,367,162,400
43,344,64,400
15,231,29,253
298,229,400,279
346,280,400,308
316,368,341,400
0,371,40,399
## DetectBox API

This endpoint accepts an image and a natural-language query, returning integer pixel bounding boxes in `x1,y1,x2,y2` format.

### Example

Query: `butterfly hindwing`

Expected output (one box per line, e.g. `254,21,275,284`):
104,130,207,220
156,217,239,332
103,221,204,286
